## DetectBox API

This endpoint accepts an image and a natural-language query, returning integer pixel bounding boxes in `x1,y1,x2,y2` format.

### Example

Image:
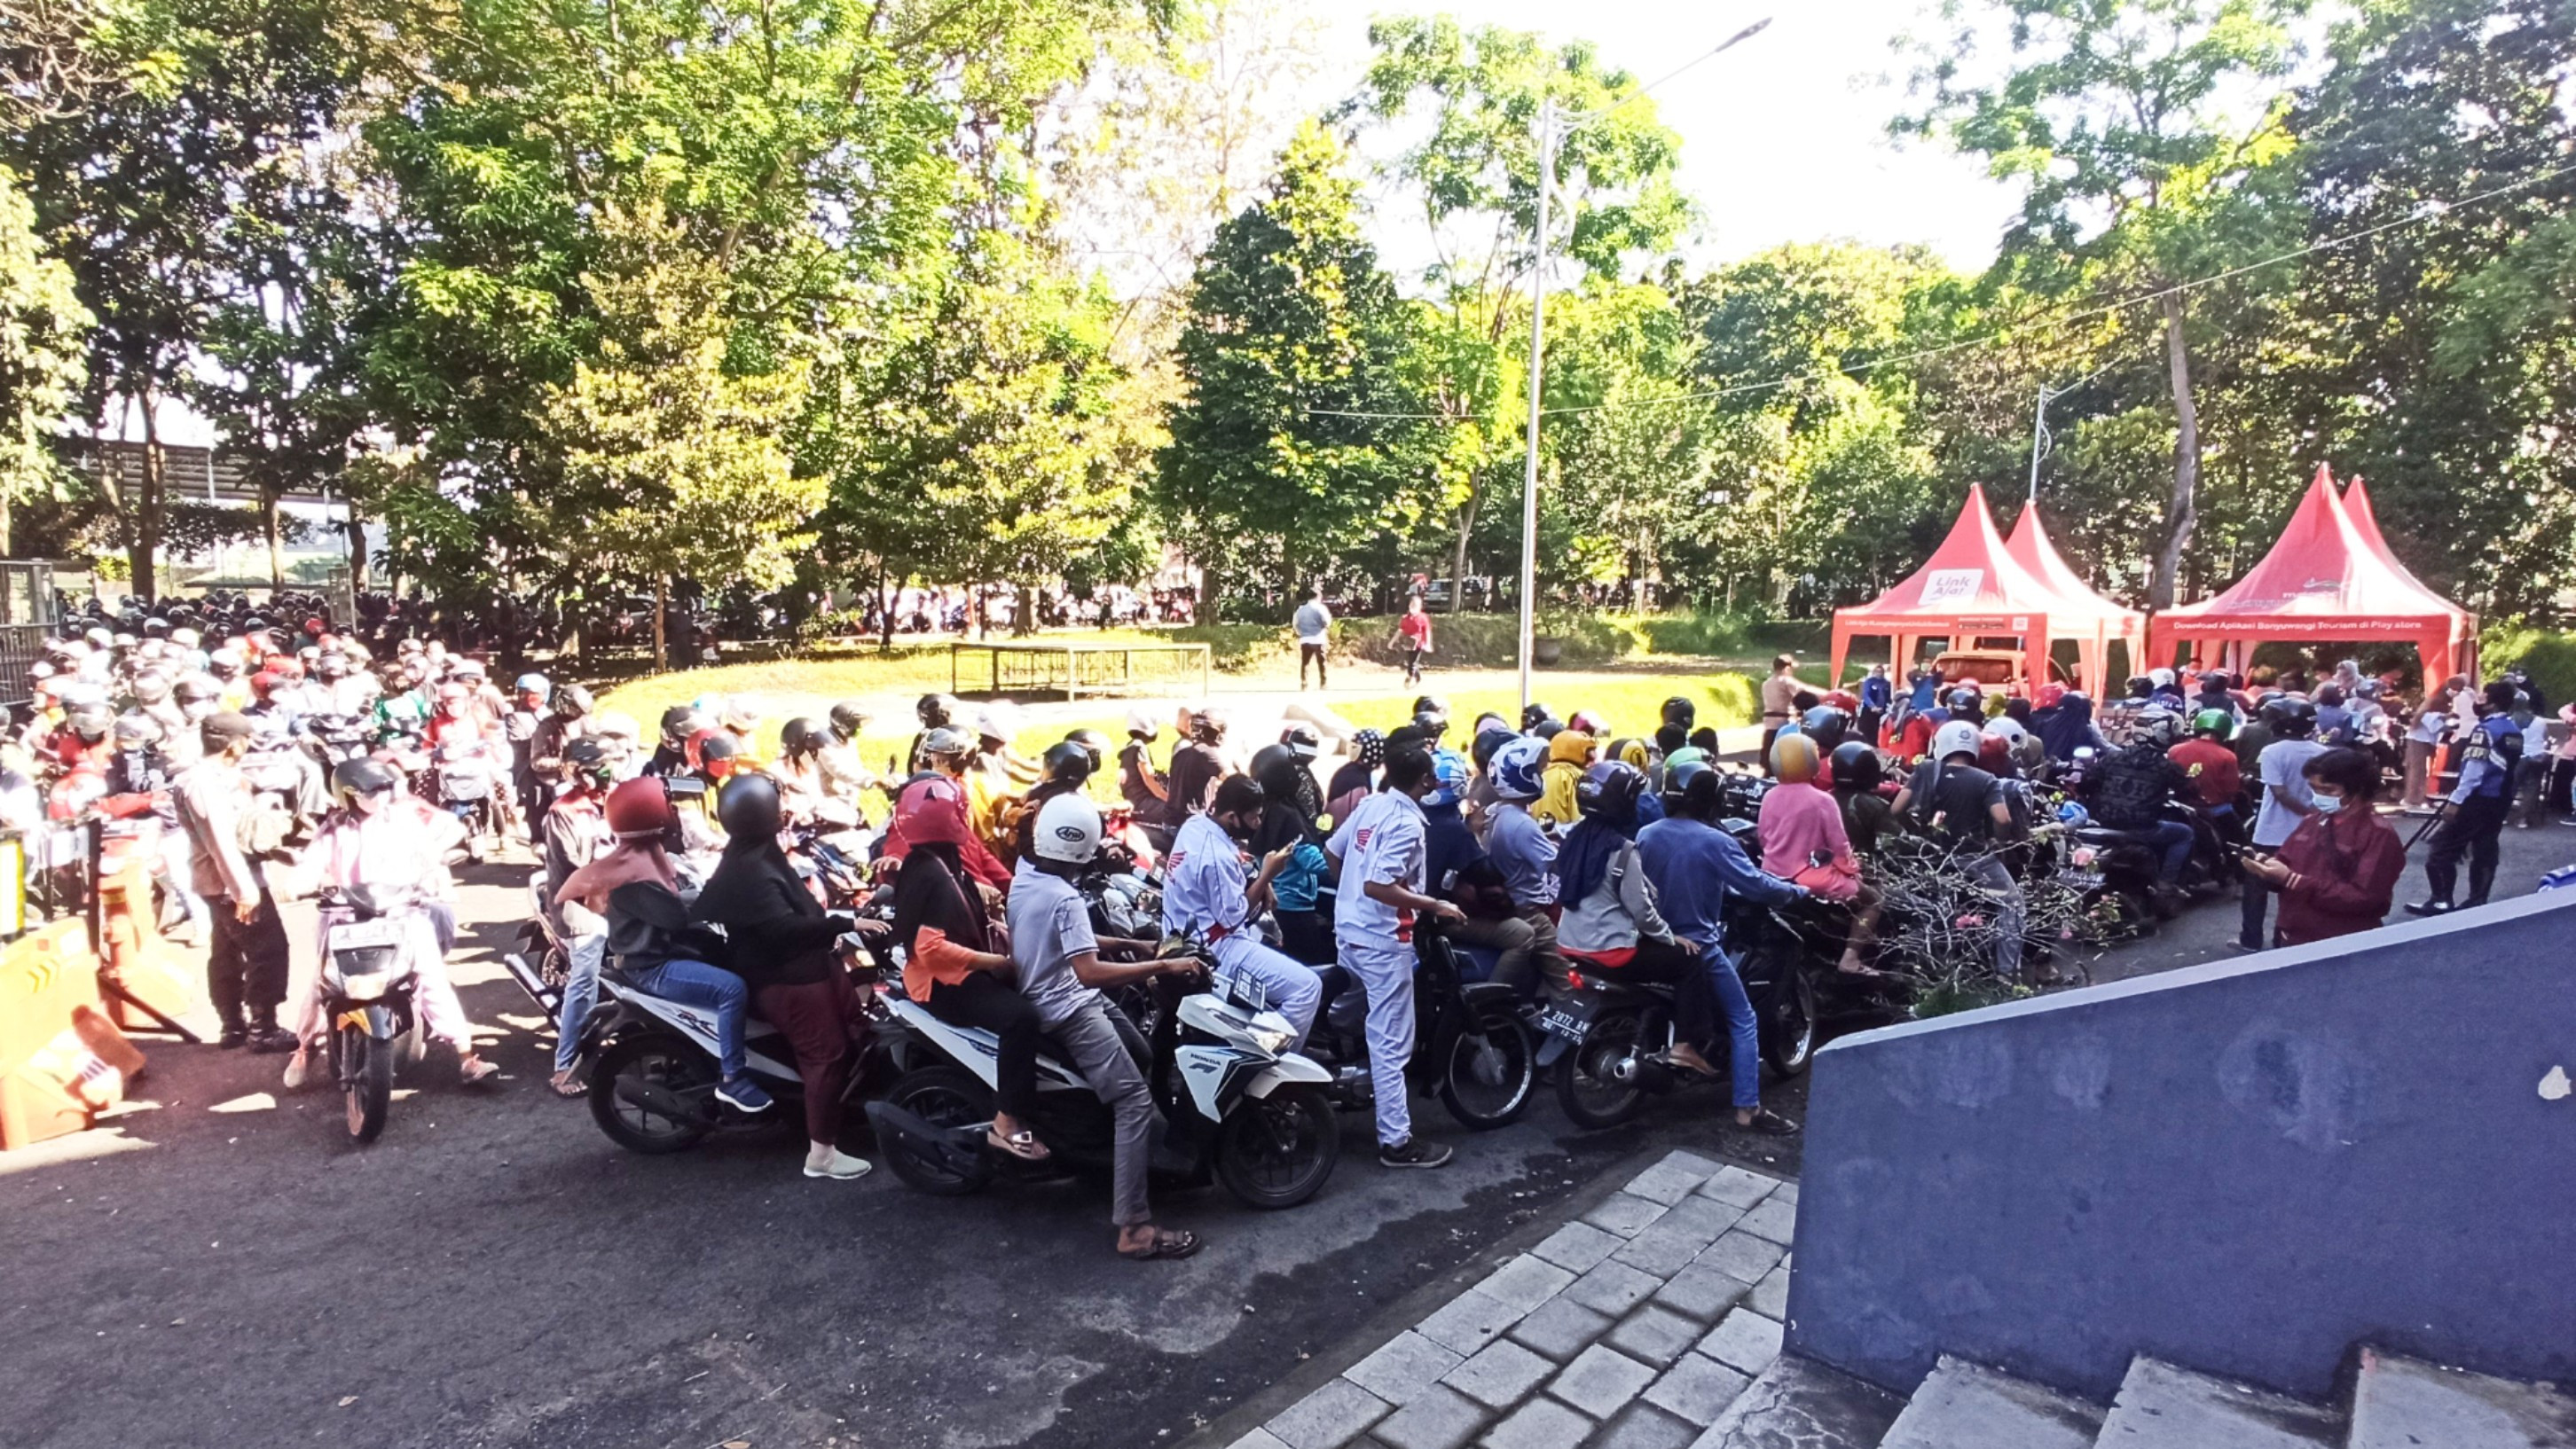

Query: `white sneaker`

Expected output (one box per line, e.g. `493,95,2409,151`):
804,1150,873,1181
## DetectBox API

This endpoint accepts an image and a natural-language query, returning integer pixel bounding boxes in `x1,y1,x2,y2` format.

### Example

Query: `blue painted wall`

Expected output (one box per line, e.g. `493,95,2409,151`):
1785,890,2576,1401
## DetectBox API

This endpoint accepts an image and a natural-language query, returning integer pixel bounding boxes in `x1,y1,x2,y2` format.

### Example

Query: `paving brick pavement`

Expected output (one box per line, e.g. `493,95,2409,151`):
1236,1151,1797,1449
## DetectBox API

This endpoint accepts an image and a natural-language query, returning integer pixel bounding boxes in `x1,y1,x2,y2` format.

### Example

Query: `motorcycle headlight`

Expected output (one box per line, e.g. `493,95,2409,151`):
1245,1023,1293,1057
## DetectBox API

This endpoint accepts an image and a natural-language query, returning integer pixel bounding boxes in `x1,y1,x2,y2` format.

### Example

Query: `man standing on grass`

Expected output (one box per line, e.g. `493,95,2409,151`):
1292,587,1332,692
1393,595,1433,685
1760,654,1804,774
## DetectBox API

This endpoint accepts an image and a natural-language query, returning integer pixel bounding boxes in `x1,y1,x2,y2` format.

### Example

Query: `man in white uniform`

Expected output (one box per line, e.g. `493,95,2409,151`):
1325,742,1460,1169
1162,777,1323,1046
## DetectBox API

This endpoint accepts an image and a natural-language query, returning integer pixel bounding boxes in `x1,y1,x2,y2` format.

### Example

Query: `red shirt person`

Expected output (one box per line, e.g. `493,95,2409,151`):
2242,747,2405,948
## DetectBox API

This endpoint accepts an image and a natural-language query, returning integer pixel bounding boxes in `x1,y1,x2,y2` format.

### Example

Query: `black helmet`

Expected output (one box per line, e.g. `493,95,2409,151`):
658,704,699,743
828,701,869,741
1413,707,1449,737
780,717,825,756
915,693,952,726
1279,723,1323,758
2125,675,2155,700
1065,728,1111,769
1575,761,1646,820
1521,701,1553,732
1661,695,1696,729
1041,740,1093,785
697,731,740,765
1411,693,1448,719
2258,695,2303,731
717,771,781,838
564,738,610,779
1830,740,1883,795
331,756,398,806
2274,699,2319,737
1247,742,1296,782
554,683,593,717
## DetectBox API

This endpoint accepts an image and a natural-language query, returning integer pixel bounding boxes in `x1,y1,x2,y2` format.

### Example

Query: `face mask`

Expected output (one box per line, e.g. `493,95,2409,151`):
2313,794,2344,815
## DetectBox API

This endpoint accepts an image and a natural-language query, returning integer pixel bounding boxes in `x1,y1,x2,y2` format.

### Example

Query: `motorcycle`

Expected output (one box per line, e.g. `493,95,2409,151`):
867,956,1342,1210
1304,918,1541,1132
433,739,502,862
316,883,435,1144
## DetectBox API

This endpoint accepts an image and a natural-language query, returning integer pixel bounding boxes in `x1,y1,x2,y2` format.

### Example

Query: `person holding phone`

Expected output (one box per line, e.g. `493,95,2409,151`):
2240,748,2403,947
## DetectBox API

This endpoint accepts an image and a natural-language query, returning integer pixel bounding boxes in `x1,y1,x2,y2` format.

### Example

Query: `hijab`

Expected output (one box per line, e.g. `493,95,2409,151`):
1553,781,1639,910
889,841,987,958
1252,752,1321,856
2038,693,2096,763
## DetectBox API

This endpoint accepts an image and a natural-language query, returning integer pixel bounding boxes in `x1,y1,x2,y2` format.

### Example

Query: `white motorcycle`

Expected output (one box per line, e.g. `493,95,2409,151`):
867,950,1342,1210
316,883,434,1144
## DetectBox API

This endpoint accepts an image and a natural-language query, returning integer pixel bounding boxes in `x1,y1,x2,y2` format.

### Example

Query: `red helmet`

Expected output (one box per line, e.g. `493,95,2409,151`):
2034,681,2068,709
603,778,675,837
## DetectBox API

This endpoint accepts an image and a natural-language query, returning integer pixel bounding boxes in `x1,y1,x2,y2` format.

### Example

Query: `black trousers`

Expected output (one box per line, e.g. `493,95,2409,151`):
1593,938,1719,1056
2425,793,2511,905
924,972,1041,1120
208,892,291,1029
1300,642,1328,687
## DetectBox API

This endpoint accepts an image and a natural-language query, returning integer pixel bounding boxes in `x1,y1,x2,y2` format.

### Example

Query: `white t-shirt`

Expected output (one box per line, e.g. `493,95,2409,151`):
2253,739,2328,848
1327,789,1426,951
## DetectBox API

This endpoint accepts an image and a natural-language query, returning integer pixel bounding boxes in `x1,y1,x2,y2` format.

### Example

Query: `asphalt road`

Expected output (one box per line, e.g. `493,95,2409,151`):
4,814,2567,1449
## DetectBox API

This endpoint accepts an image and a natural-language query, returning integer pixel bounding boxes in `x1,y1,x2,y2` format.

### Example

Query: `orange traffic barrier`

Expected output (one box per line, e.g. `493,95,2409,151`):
0,919,129,1149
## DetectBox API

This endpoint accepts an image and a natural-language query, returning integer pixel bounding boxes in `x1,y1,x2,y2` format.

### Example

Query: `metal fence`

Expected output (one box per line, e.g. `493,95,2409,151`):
0,561,56,709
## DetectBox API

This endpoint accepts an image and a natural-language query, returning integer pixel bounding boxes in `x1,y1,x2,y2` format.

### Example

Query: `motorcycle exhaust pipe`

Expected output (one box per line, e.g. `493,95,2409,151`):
613,1075,712,1124
862,1101,989,1176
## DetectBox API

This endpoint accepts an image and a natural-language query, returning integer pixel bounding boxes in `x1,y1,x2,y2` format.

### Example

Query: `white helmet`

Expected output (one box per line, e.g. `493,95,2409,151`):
1030,793,1103,865
2148,667,2176,688
976,701,1020,743
1932,719,1983,762
1981,717,2029,745
1124,705,1159,740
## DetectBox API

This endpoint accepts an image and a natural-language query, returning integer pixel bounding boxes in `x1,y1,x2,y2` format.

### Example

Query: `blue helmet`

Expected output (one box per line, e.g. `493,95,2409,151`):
1425,748,1471,807
514,672,550,695
1489,736,1546,800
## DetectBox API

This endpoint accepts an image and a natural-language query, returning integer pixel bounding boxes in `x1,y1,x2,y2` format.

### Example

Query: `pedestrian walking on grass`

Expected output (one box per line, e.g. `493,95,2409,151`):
1393,595,1432,685
1292,587,1332,691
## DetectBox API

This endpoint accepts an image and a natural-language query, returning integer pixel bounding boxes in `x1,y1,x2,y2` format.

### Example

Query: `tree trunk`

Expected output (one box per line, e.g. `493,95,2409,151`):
262,490,284,588
2152,291,2201,612
1448,486,1480,615
344,500,365,592
653,573,670,671
876,562,894,649
131,388,165,604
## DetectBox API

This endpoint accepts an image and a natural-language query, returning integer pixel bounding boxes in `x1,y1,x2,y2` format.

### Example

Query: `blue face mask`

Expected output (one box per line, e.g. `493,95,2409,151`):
2313,793,2344,815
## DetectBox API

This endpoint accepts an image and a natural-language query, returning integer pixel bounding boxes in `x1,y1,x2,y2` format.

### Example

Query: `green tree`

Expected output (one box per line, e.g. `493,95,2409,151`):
539,200,814,668
1349,15,1690,606
1900,0,2309,607
0,168,89,551
1158,121,1430,603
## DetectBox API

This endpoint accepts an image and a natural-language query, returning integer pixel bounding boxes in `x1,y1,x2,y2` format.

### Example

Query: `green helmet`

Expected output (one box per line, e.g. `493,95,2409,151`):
2193,707,2234,740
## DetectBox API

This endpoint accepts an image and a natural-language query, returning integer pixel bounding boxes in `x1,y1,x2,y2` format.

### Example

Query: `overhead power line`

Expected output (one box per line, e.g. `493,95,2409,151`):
1300,161,2576,422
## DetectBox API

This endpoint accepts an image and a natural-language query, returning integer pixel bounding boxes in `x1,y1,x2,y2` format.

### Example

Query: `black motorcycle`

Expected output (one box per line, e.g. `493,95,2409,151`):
1298,912,1541,1132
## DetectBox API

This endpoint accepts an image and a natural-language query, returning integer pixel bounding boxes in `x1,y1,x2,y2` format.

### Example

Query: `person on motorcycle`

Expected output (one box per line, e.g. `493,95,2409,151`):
1323,727,1382,826
591,712,644,781
2082,709,2198,913
541,740,617,1096
1830,741,1900,857
2172,709,2246,842
168,673,223,764
1164,774,1325,1046
891,787,1049,1163
1637,766,1807,1136
129,670,188,743
771,717,832,825
691,774,875,1180
1758,733,1881,975
903,693,962,776
1324,741,1461,1171
1480,736,1565,988
1116,706,1175,851
1248,744,1335,966
1890,720,2028,980
1008,792,1207,1257
819,701,880,811
315,648,378,717
1165,706,1229,820
1557,759,1743,1082
281,757,501,1089
106,713,205,944
1415,748,1544,992
1534,727,1595,828
882,727,1013,892
643,705,699,779
48,693,115,774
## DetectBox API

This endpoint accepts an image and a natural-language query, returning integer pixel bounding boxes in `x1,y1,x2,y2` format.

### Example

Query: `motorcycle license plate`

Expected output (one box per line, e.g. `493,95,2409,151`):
1536,1006,1591,1044
329,918,404,950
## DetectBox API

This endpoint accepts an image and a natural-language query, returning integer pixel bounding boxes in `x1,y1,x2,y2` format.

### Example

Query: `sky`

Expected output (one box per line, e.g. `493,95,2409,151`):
1298,0,2029,270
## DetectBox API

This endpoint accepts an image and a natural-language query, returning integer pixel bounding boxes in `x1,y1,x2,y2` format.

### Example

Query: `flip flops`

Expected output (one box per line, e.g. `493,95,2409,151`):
986,1127,1051,1163
1118,1228,1202,1261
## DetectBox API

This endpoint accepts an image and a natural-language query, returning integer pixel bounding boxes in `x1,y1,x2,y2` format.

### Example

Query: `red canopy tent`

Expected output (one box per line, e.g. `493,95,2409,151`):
2145,465,2478,685
2002,502,2147,696
1830,483,2060,693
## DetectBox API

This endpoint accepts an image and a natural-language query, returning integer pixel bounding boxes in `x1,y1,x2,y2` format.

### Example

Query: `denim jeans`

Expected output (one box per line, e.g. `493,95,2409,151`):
554,932,606,1072
1705,951,1762,1111
626,957,751,1081
2139,818,2195,883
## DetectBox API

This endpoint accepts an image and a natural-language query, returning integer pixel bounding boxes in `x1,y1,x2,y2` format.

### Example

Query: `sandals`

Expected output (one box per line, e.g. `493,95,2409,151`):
549,1073,588,1099
1118,1227,1203,1261
986,1127,1051,1163
459,1057,501,1086
1736,1108,1800,1137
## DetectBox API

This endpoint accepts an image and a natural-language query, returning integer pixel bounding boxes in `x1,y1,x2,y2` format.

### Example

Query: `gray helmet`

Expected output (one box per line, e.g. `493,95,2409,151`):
112,713,163,748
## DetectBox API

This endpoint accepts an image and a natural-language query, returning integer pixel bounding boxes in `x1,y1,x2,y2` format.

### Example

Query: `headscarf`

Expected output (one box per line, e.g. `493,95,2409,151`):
889,841,988,960
2038,693,2096,763
556,837,681,915
1251,750,1322,856
1553,768,1641,909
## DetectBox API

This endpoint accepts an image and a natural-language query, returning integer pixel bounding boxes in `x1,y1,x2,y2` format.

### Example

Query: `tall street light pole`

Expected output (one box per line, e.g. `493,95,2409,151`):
1516,19,1772,712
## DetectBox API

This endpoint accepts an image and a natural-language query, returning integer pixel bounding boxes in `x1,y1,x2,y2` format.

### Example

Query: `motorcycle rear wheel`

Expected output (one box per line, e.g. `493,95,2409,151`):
1215,1084,1339,1209
1556,1012,1650,1131
1435,1015,1535,1130
1763,968,1818,1080
880,1066,1001,1196
342,1027,391,1144
589,1034,716,1155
